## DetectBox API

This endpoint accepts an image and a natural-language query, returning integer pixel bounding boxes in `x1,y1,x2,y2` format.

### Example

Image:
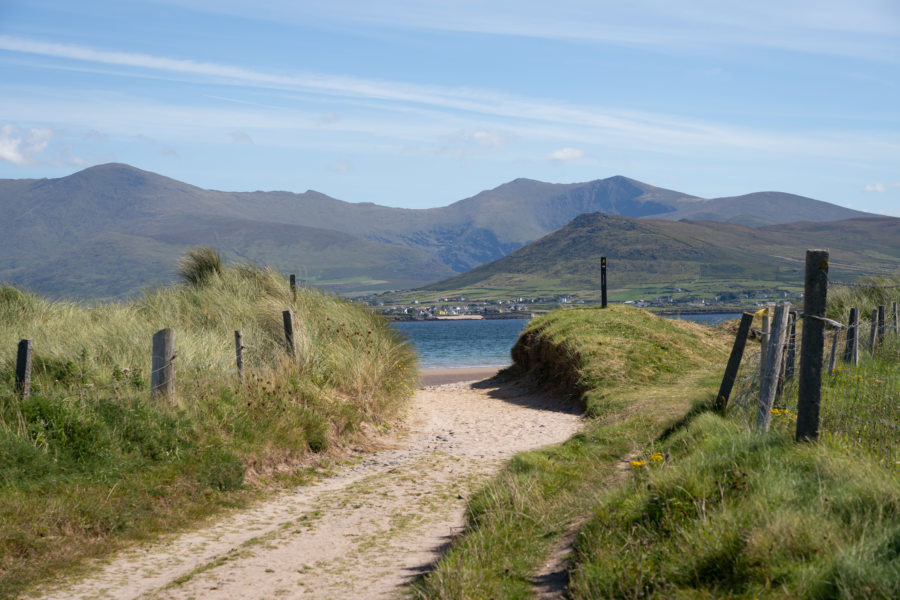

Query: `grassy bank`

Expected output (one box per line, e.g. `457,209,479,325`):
0,250,417,597
413,304,899,599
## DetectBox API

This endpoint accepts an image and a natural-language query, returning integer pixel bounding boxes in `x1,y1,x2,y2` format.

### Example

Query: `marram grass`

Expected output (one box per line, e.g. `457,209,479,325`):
0,256,417,597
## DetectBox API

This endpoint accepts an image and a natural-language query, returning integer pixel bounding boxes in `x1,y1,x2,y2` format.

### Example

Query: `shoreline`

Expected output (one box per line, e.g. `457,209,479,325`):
419,366,504,386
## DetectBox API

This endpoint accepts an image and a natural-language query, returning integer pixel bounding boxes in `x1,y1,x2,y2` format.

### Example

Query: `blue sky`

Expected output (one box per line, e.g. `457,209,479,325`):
1,1,899,214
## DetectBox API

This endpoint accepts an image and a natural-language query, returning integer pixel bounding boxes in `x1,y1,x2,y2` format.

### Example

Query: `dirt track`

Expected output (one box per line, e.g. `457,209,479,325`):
37,373,582,600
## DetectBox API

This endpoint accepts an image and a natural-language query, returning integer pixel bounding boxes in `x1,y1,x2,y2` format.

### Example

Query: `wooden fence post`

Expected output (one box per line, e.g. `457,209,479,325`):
843,307,859,366
827,328,840,375
234,330,244,380
600,257,607,309
290,274,297,301
715,312,754,413
282,310,296,357
759,306,772,387
796,250,828,442
868,308,878,352
877,305,886,345
784,311,797,380
757,303,790,432
15,339,33,401
151,328,175,402
892,301,899,335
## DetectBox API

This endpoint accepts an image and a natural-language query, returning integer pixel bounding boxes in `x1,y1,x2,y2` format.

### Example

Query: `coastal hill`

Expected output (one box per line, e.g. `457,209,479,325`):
0,163,877,298
423,212,900,297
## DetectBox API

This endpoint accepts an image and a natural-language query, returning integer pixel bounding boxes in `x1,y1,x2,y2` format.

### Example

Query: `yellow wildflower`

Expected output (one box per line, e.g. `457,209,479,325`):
650,452,663,463
630,460,647,468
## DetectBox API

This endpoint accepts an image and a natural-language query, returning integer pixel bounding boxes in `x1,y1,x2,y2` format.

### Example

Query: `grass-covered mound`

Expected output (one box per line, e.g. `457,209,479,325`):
568,414,900,599
511,304,730,415
0,251,416,596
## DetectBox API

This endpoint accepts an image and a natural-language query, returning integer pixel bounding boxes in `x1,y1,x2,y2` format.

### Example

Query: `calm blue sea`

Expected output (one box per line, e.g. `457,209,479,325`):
390,319,528,369
391,312,742,369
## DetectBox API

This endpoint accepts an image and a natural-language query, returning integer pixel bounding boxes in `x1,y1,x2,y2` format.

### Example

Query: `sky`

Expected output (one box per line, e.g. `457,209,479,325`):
1,0,899,214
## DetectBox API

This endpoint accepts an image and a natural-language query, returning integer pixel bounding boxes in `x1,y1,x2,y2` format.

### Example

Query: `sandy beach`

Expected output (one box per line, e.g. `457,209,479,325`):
418,366,504,386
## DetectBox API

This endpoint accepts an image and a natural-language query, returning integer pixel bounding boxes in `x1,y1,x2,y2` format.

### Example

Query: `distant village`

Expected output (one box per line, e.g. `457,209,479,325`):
361,287,804,320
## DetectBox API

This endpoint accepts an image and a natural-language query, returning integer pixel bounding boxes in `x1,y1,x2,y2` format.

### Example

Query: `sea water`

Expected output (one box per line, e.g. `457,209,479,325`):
390,319,528,369
391,312,742,369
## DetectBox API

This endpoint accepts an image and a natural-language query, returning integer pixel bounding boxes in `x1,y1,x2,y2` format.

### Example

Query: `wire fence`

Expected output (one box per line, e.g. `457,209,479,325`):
727,296,899,468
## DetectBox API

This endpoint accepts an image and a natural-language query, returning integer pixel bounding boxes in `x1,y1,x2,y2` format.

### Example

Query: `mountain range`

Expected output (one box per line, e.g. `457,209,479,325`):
0,163,881,299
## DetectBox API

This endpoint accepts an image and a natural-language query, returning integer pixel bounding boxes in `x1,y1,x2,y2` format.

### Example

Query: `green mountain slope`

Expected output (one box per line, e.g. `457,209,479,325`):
423,213,900,297
0,163,880,299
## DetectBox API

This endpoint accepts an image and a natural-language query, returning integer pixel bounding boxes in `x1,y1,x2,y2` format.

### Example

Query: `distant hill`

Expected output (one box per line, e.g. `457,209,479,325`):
0,163,880,299
423,213,900,296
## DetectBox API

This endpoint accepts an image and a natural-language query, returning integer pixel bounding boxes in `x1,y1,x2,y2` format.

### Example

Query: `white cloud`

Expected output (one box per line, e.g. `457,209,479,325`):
546,147,584,161
0,124,53,165
471,130,506,148
864,183,886,192
229,130,254,144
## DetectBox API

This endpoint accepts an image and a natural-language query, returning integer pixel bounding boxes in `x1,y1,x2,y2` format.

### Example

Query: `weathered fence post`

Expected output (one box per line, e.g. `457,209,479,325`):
759,305,772,387
892,301,899,335
757,303,790,432
151,328,175,402
827,328,840,375
877,305,886,345
290,274,297,301
796,250,828,442
15,339,33,401
784,311,797,380
715,312,754,413
843,307,859,366
600,257,607,309
282,310,296,357
868,308,878,351
234,330,244,380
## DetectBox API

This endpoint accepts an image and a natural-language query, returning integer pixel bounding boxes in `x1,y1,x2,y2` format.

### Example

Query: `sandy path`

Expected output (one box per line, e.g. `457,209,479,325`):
37,374,582,600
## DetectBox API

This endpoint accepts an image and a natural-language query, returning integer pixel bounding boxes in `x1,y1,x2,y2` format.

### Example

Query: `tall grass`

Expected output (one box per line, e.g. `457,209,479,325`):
0,250,417,596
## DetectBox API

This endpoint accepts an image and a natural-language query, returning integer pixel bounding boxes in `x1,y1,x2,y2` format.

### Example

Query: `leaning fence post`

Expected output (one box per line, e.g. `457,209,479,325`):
877,305,886,345
843,307,859,366
282,310,296,357
151,328,175,402
796,250,828,442
759,305,772,387
757,303,790,432
234,330,244,380
715,312,754,413
15,339,33,401
784,311,797,380
827,328,840,375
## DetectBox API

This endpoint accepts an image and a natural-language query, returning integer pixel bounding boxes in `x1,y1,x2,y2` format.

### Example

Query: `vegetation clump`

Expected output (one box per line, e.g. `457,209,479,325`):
0,248,417,596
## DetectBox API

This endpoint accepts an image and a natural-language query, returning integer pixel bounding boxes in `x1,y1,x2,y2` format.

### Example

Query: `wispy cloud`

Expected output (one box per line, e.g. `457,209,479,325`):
546,147,584,161
0,123,53,165
864,182,900,192
229,130,254,144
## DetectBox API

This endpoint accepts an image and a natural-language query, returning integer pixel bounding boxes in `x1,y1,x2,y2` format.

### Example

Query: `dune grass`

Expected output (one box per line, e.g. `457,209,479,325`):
0,251,417,597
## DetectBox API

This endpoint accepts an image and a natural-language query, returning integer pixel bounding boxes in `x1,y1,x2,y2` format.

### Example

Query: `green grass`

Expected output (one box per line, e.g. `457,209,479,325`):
412,304,900,599
0,251,417,597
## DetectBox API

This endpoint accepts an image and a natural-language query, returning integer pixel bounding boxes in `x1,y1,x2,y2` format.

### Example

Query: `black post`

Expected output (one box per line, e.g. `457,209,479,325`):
796,250,828,442
290,274,297,301
877,305,886,345
15,339,33,401
843,307,858,365
283,310,295,357
715,312,754,413
600,256,607,309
